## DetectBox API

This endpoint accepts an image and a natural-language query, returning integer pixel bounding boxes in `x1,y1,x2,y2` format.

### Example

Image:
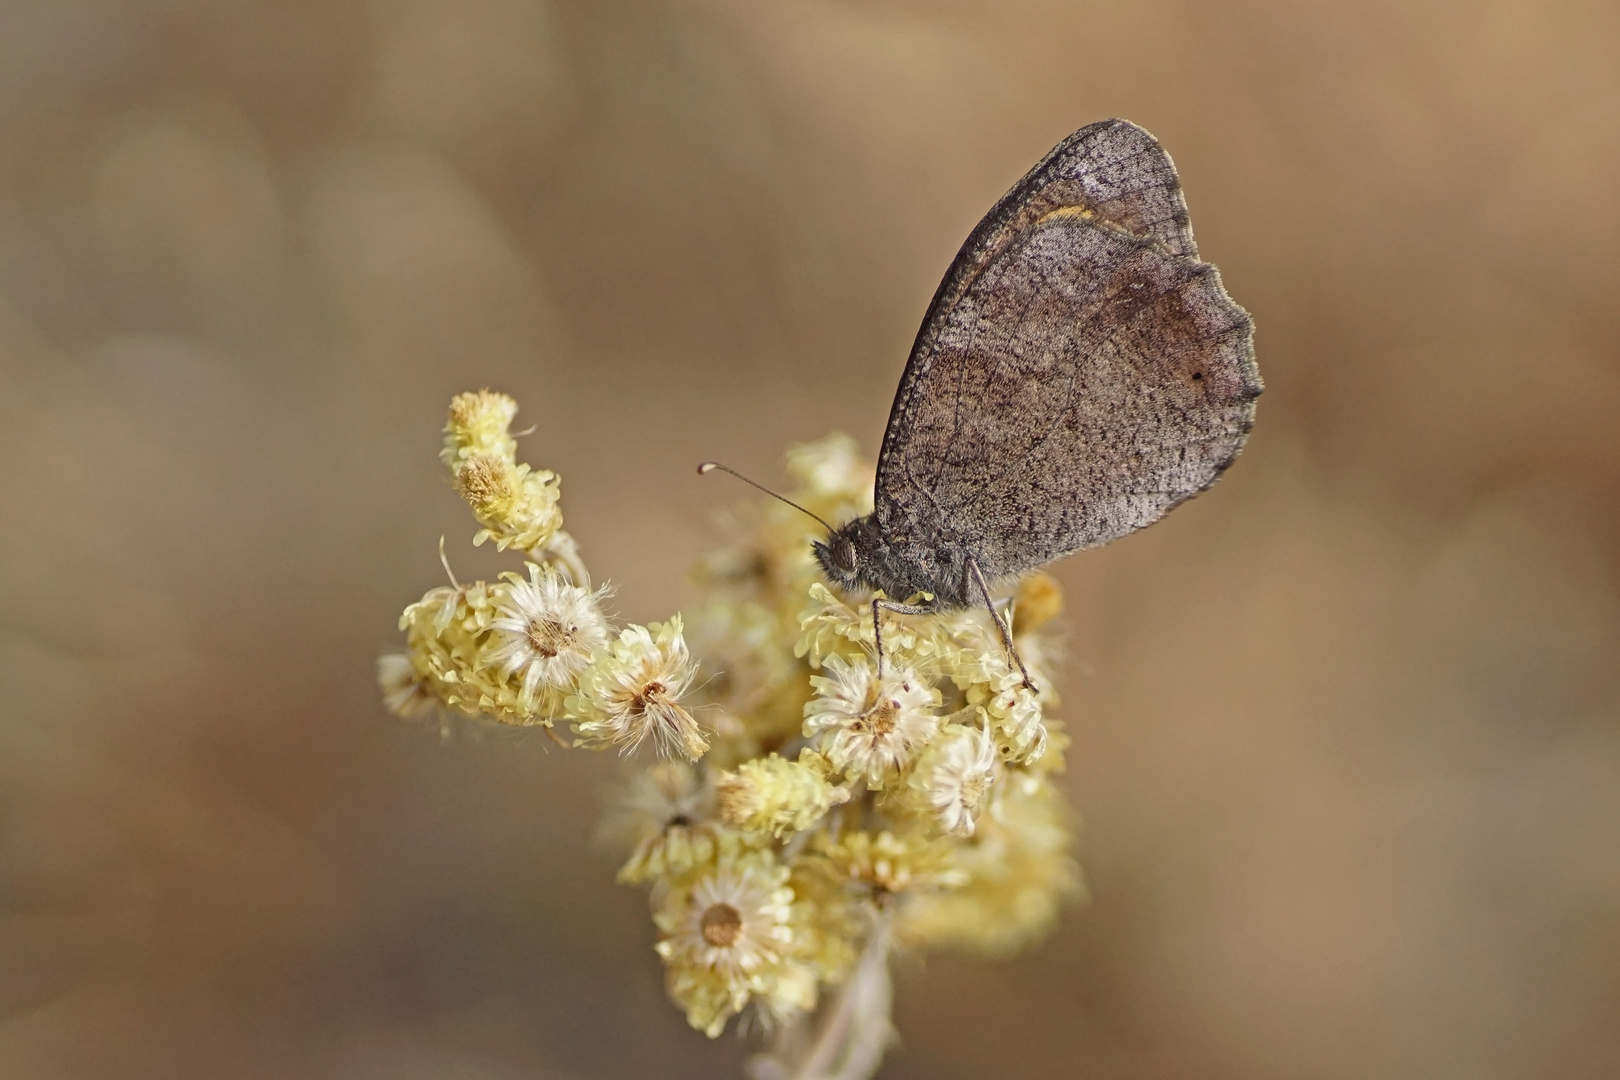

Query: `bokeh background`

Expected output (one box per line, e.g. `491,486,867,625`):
3,1,1618,1077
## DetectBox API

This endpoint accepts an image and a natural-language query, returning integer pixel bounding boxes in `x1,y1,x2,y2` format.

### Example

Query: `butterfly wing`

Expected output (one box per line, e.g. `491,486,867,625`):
875,120,1260,576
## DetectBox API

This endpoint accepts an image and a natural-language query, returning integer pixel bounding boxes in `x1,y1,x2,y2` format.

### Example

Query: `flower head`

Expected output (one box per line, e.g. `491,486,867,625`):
440,390,564,553
442,388,519,465
948,633,1049,765
796,583,930,670
394,580,519,722
376,652,437,719
484,562,611,714
908,721,999,837
453,453,563,553
655,843,814,1037
571,617,709,761
607,761,719,885
716,750,850,839
803,652,940,788
898,776,1082,958
807,828,965,898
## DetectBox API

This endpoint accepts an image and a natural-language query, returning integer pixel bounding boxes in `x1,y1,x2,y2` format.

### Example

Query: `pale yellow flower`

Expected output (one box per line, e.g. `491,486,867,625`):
571,617,709,761
376,652,437,719
803,652,940,788
440,390,564,553
441,388,519,465
484,562,610,714
808,828,965,898
984,680,1046,764
607,761,719,885
795,583,929,670
1004,714,1070,795
453,452,563,553
715,750,850,839
655,843,814,1037
907,721,998,837
658,856,793,981
948,635,1048,765
395,581,523,722
898,776,1082,958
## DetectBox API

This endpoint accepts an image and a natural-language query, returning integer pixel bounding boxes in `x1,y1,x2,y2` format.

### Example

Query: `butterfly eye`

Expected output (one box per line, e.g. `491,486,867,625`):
834,537,859,572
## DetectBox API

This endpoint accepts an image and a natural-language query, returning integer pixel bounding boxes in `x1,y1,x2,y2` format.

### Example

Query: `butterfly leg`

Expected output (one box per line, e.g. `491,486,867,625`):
870,596,934,682
966,556,1038,693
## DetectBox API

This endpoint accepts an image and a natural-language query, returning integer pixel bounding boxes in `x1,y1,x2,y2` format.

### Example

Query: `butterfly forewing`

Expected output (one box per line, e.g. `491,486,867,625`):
874,120,1260,580
877,120,1200,508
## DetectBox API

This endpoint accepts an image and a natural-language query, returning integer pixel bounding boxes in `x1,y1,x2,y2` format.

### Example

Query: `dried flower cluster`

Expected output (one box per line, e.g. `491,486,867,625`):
382,392,1083,1078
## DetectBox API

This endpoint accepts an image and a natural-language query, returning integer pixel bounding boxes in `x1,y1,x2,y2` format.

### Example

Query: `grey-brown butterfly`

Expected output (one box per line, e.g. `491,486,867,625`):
707,119,1261,687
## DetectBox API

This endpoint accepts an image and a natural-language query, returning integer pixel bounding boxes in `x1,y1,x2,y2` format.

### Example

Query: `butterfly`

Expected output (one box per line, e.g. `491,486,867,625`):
711,120,1260,688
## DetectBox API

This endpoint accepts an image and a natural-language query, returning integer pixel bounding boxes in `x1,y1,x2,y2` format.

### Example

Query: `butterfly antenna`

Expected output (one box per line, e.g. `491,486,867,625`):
697,462,835,533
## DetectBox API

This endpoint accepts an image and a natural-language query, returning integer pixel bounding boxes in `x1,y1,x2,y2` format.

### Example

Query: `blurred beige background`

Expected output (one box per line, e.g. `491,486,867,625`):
2,1,1618,1077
